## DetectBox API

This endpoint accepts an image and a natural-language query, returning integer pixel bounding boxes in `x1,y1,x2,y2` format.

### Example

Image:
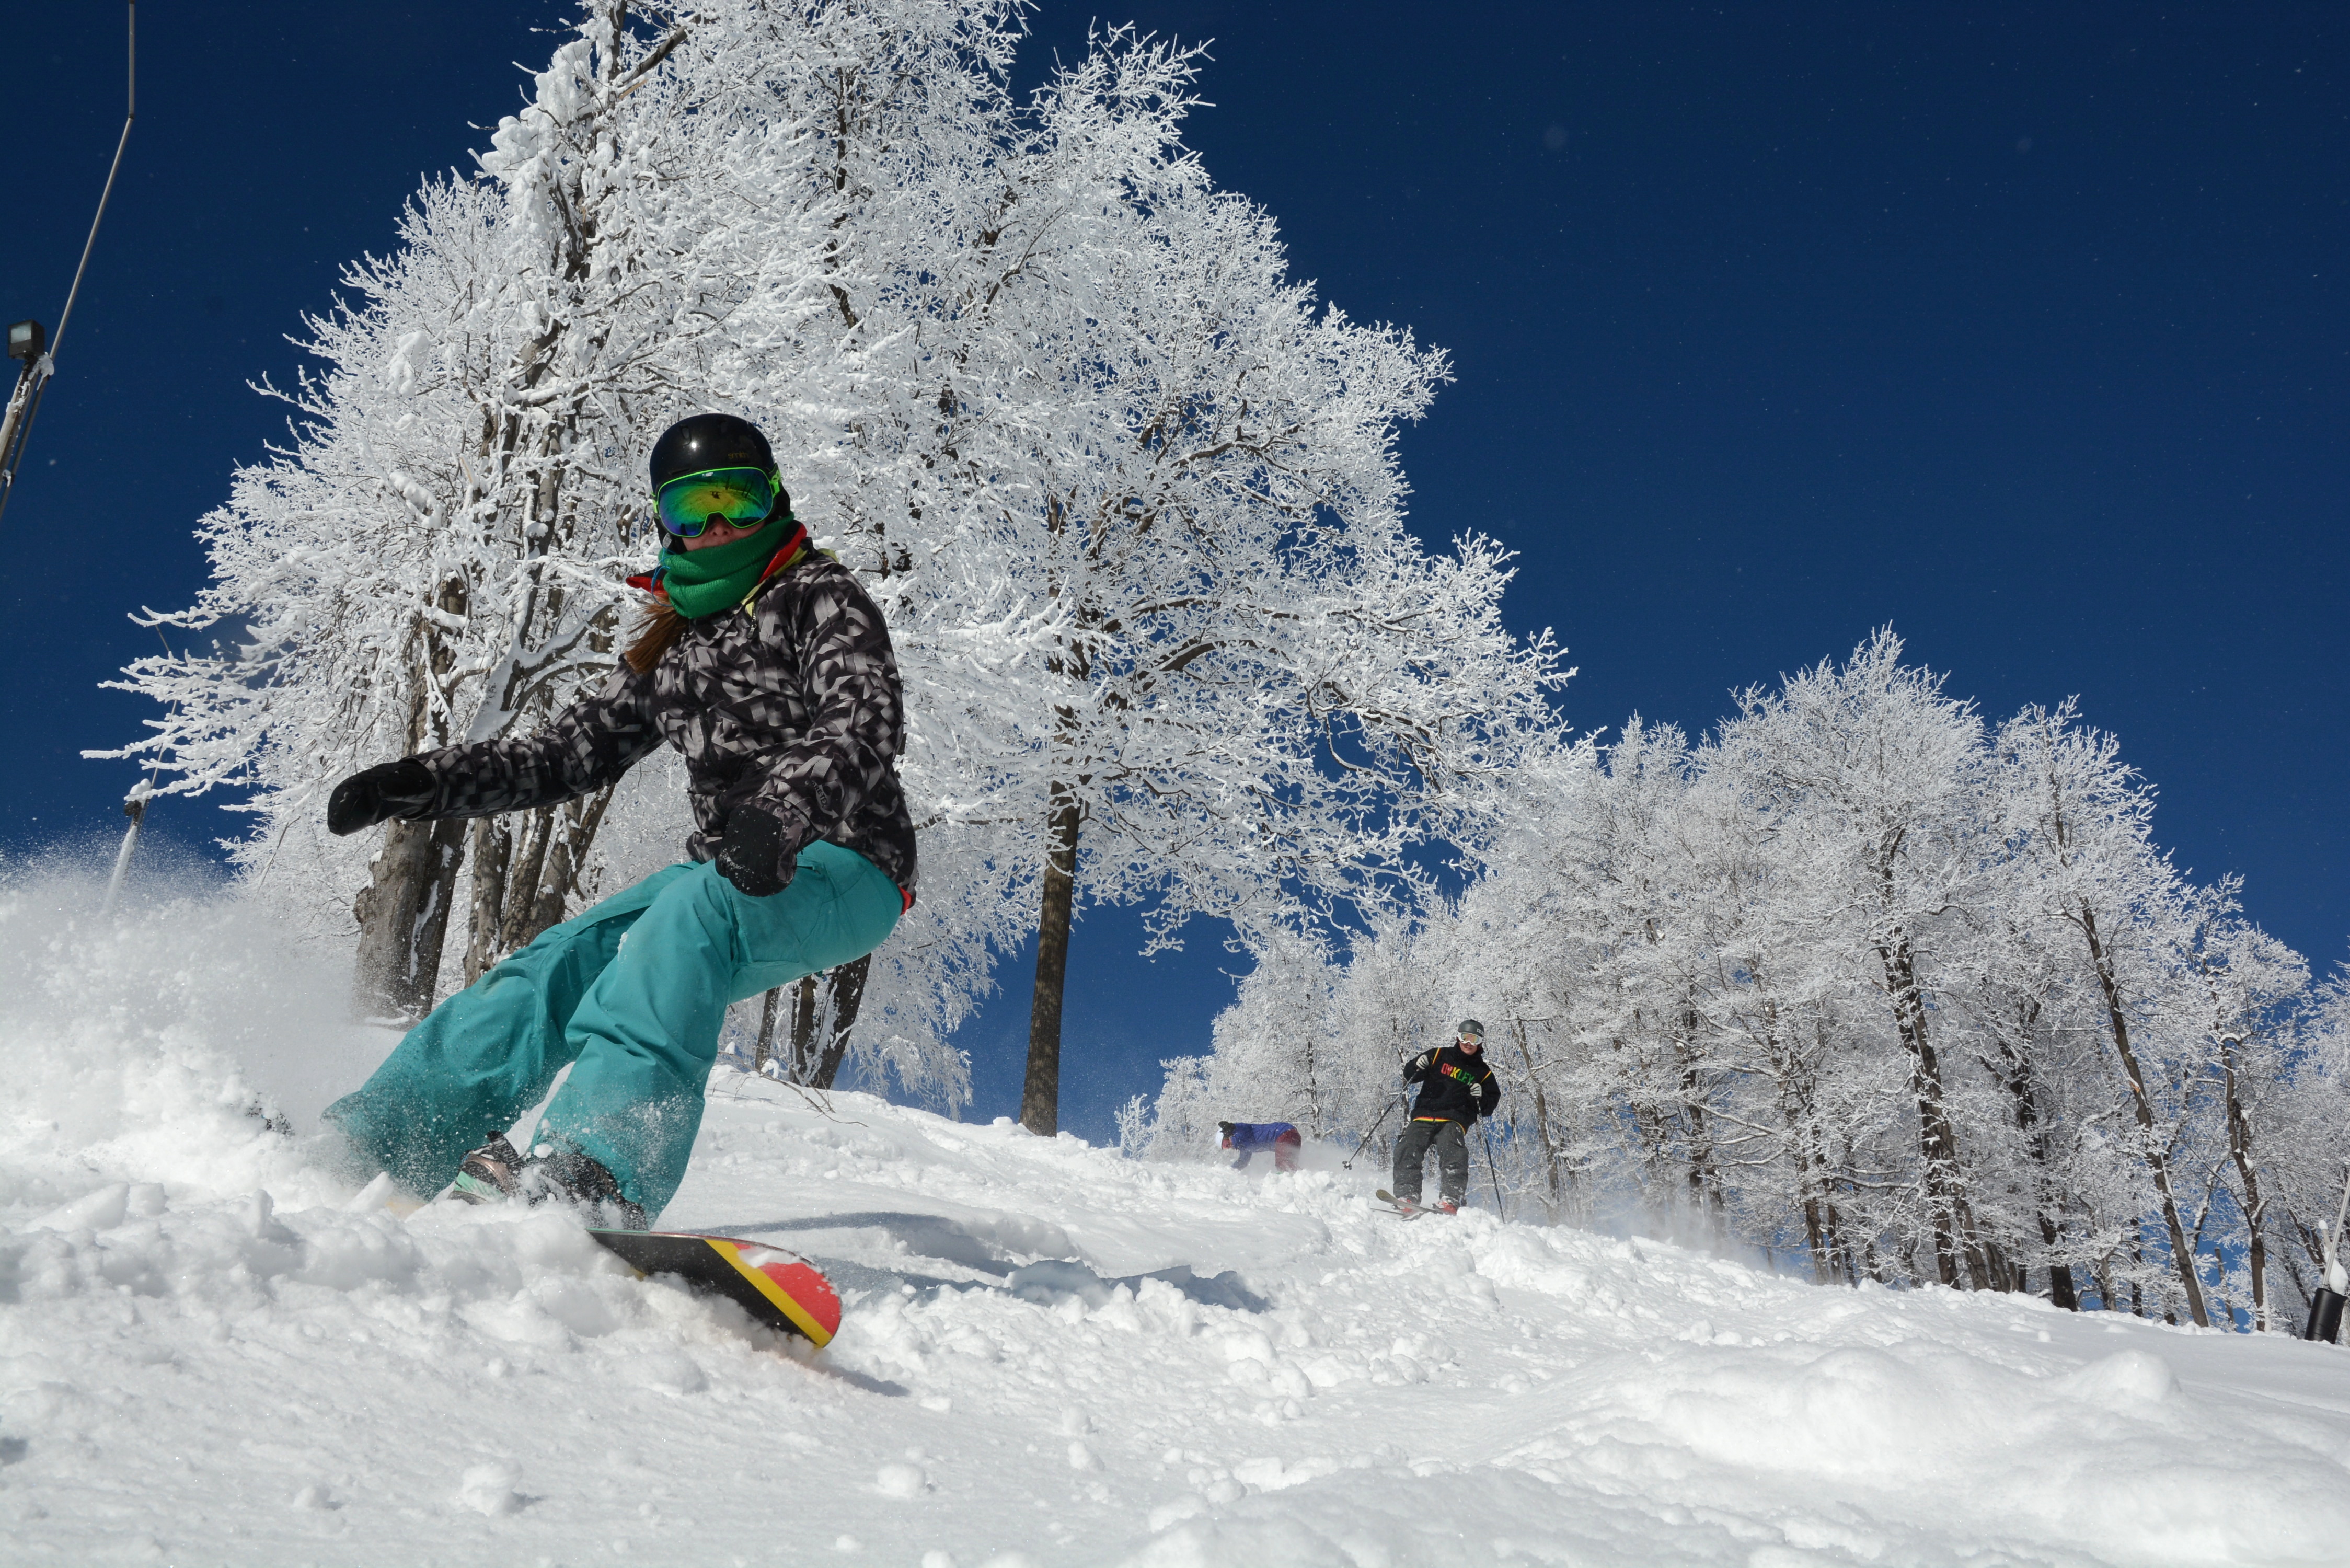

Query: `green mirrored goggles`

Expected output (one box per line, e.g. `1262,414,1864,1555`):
654,466,782,537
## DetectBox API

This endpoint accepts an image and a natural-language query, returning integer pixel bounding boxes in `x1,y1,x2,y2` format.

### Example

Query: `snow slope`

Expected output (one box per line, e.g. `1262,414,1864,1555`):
5,869,2350,1566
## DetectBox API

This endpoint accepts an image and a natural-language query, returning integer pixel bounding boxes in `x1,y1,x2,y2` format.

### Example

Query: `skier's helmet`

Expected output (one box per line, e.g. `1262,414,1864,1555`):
648,415,791,538
1457,1019,1485,1041
649,413,777,491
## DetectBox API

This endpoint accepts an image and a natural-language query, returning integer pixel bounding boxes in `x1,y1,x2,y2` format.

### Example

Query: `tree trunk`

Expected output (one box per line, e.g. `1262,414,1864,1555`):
2042,1226,2080,1310
1981,1238,2016,1295
2217,1032,2270,1330
461,816,514,986
1879,934,1988,1288
1994,1020,2078,1308
416,821,467,1009
2048,1262,2081,1311
351,815,467,1020
1676,1017,1725,1236
1510,1021,1567,1223
1300,1031,1321,1137
496,805,557,955
2077,904,2211,1327
1020,784,1081,1135
521,786,614,947
753,986,782,1074
790,974,821,1079
1781,1089,1844,1286
810,953,871,1090
353,564,474,1020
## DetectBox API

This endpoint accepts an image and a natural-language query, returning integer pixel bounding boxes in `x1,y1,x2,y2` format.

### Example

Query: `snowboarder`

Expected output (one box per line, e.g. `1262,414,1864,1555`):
1219,1120,1303,1172
318,413,916,1229
1388,1020,1500,1215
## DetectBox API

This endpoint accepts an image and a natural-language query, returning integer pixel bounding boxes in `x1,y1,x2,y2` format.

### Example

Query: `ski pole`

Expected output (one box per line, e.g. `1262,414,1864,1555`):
1342,1101,1398,1170
1482,1122,1506,1222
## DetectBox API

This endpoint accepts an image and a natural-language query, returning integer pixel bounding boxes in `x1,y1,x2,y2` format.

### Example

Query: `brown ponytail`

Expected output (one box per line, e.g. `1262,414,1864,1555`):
623,603,688,674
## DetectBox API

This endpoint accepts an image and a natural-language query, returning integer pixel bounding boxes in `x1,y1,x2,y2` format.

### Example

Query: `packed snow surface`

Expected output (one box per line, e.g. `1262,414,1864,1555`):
5,870,2350,1565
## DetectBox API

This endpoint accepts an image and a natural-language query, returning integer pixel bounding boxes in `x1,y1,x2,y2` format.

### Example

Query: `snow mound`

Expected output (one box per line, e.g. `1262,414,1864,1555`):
4,877,2348,1565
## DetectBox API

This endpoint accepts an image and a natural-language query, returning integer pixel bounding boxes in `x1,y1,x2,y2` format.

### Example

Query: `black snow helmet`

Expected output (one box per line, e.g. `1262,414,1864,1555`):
1457,1019,1485,1040
648,413,785,499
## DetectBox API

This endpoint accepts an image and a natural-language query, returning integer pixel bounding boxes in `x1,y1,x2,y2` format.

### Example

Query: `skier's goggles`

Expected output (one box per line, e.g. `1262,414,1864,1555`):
653,466,782,537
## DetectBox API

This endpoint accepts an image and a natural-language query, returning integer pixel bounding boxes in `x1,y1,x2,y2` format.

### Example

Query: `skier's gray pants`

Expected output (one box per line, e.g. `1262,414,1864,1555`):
1392,1117,1470,1205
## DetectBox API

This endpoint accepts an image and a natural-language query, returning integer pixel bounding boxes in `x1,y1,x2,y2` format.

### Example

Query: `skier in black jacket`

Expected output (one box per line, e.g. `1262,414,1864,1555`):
318,414,915,1227
1390,1020,1500,1214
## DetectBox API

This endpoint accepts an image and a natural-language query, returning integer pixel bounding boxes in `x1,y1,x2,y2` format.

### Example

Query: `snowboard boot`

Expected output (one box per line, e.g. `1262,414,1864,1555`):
450,1133,527,1204
526,1145,649,1231
447,1133,647,1230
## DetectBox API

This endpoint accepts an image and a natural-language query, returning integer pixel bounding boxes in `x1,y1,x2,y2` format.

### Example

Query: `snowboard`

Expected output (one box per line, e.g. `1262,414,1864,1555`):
590,1229,842,1348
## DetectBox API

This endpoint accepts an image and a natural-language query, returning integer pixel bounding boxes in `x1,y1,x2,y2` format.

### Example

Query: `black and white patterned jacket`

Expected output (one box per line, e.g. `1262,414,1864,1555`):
411,551,917,900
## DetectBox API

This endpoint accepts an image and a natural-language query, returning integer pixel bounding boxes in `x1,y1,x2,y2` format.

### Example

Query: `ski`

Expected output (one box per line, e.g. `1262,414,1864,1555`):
589,1229,843,1347
1372,1189,1424,1220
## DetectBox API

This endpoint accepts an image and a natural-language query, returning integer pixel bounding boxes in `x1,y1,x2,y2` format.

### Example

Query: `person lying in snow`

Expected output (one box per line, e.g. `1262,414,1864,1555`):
318,414,915,1230
1389,1020,1501,1215
1220,1120,1302,1172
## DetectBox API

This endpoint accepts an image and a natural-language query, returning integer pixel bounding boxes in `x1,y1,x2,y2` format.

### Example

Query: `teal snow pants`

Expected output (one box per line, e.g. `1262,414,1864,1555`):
322,842,901,1221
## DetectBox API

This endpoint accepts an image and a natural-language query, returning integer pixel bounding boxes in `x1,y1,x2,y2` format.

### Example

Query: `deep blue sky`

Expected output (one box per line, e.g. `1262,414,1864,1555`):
4,4,2344,1143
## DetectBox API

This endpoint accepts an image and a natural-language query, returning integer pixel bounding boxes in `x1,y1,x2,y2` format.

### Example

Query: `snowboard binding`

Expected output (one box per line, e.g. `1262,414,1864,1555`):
450,1132,648,1230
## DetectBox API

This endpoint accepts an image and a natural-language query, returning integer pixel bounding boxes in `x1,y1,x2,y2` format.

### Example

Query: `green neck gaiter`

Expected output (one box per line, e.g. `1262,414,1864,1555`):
660,514,797,619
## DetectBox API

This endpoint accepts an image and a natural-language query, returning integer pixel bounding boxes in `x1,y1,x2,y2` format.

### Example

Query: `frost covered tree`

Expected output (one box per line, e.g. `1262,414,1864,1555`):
816,29,1568,1133
2266,972,2350,1322
1988,700,2224,1322
1708,632,2001,1287
98,0,1058,1090
100,6,800,1014
100,0,1562,1123
1141,629,2343,1328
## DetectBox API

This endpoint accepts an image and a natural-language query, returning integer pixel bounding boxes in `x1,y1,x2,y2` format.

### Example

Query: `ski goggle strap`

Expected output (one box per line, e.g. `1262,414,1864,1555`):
653,466,782,537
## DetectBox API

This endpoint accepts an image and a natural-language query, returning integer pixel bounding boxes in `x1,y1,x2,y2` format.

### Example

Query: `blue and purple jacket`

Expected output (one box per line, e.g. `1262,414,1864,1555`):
1222,1121,1300,1169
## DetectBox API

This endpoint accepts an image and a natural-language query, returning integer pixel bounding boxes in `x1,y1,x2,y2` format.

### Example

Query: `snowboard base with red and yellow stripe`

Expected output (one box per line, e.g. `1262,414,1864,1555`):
590,1229,842,1347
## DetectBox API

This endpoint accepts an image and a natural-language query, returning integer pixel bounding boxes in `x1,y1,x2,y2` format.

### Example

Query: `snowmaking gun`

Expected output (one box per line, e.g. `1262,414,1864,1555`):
2305,1166,2350,1345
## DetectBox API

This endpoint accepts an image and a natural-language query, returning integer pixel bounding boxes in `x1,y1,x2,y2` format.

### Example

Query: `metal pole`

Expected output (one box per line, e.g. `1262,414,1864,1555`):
1341,1100,1397,1170
1482,1122,1507,1222
0,2,135,527
0,340,48,505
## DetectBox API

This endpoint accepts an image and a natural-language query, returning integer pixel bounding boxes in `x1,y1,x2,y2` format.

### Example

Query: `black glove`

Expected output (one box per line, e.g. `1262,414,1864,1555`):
326,759,436,837
715,806,794,897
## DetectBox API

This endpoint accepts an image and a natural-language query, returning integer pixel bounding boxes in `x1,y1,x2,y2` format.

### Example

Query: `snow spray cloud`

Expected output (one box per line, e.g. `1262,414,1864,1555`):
0,847,393,1214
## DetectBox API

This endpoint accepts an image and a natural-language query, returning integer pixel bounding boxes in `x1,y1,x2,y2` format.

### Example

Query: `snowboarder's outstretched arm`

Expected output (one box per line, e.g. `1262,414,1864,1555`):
326,670,662,836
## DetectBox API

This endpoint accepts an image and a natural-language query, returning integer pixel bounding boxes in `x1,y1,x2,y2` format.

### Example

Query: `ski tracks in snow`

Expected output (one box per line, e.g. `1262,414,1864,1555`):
3,1040,2349,1564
